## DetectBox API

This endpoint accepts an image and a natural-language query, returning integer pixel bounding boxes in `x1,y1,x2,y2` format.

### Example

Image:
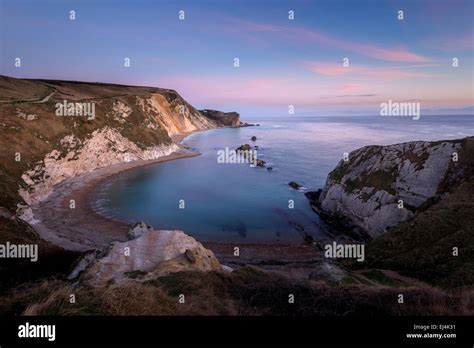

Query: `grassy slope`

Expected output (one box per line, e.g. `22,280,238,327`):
1,267,472,316
0,216,80,293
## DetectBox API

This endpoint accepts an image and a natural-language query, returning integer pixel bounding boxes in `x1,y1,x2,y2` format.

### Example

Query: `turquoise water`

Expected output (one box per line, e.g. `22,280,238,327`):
94,116,474,243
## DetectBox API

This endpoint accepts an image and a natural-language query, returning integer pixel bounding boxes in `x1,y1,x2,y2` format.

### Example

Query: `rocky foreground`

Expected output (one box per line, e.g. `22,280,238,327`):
69,222,224,286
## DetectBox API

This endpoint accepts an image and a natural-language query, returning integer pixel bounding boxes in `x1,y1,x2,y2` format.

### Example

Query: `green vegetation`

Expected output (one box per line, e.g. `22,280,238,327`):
360,270,402,286
124,270,148,279
401,150,429,171
345,170,396,195
328,163,348,182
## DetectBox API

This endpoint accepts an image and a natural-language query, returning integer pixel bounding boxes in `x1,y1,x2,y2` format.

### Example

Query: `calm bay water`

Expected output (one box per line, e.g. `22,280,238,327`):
93,116,474,243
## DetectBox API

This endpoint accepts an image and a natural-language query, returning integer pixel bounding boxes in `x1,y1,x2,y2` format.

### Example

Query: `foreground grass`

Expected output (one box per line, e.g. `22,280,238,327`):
1,267,472,316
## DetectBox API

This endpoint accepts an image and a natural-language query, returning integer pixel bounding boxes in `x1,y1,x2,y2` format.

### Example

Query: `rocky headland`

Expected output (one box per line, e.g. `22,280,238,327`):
306,136,474,287
309,137,473,238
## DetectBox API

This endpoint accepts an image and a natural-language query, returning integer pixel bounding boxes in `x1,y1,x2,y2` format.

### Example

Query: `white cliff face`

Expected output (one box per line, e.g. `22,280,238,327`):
16,109,38,121
18,127,178,209
319,140,463,236
110,100,132,123
74,227,222,286
137,93,217,136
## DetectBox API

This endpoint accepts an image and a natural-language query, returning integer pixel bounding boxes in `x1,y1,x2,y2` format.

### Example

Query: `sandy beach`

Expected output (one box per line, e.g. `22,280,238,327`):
31,145,200,252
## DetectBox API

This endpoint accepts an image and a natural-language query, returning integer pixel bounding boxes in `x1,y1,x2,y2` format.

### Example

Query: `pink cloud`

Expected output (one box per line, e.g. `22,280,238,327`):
156,75,329,106
336,84,369,93
305,61,441,81
154,73,470,111
307,62,353,76
227,19,431,63
352,46,430,62
245,78,284,91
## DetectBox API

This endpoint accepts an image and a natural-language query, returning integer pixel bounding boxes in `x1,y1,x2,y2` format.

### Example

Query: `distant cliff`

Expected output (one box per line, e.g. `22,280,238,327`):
199,109,241,127
314,137,473,237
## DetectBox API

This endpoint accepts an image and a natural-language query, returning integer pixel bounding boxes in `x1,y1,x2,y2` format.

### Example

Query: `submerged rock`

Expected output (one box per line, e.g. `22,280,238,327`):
288,181,302,190
251,136,257,141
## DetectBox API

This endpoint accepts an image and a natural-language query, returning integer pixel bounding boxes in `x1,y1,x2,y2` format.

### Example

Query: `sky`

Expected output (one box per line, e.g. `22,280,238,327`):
0,0,473,117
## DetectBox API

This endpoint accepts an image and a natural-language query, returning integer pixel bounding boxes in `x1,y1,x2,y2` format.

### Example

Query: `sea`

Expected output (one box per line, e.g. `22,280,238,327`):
92,115,474,243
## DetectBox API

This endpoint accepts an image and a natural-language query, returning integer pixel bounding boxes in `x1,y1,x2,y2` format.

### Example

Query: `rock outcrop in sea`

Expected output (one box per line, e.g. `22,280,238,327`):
314,137,472,237
289,181,302,190
235,143,266,167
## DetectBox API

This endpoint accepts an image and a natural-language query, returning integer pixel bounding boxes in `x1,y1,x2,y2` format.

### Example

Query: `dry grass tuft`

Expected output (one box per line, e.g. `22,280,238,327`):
1,267,472,316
